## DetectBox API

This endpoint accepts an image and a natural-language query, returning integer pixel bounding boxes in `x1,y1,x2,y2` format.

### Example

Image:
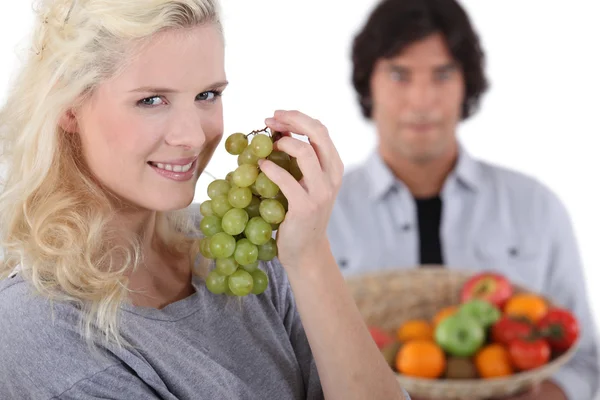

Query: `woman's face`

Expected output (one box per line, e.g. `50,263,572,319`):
73,23,226,212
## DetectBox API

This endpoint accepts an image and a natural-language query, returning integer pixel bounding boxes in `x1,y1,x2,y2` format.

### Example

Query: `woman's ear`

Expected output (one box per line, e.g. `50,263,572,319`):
58,109,79,133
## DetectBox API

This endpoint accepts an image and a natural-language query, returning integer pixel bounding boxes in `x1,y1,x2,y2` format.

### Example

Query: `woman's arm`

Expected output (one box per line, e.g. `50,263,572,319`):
260,110,408,400
286,241,408,400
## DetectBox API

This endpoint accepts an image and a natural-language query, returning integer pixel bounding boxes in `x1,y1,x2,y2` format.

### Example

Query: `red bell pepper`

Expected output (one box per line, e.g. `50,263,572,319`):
537,307,580,352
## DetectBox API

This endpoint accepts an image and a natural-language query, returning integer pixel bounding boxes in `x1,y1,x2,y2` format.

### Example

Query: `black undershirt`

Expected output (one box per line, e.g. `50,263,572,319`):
415,196,444,265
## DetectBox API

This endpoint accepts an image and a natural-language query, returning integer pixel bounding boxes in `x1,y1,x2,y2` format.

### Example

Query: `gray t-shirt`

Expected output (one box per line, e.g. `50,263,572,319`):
0,259,325,400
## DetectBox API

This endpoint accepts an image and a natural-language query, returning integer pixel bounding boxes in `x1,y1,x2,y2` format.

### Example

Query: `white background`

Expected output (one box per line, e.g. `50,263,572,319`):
1,0,599,329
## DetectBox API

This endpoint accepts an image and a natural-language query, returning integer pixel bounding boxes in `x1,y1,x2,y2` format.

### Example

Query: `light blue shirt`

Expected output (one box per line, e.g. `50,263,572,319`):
328,147,599,400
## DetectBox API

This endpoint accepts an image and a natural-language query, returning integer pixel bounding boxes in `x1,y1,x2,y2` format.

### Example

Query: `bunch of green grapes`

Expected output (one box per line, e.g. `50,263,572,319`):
199,127,303,297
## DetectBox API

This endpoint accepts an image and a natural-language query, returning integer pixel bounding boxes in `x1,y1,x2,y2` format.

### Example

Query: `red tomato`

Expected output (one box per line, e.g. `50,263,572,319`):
491,316,535,346
538,308,580,352
369,326,394,349
508,338,551,371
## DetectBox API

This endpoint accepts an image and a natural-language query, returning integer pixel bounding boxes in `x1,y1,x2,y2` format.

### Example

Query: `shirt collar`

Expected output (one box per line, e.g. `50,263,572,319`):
364,144,482,201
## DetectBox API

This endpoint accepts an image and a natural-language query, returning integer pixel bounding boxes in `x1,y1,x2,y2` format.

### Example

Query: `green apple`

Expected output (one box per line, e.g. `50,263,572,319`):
435,314,485,357
459,298,502,328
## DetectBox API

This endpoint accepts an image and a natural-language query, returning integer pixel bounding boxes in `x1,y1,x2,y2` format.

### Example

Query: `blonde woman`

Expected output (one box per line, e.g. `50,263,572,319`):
0,1,409,399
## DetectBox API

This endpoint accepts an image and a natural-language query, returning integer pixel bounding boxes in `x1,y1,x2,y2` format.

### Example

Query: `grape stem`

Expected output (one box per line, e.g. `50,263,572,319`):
244,126,270,138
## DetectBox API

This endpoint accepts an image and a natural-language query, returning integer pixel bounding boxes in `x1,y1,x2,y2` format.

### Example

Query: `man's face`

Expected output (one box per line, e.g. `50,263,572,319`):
369,33,465,164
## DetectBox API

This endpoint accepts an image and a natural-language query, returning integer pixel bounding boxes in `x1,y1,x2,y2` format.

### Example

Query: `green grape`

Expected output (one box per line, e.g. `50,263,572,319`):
234,238,258,266
251,269,269,295
237,147,260,166
257,238,278,261
250,134,273,158
228,186,252,209
200,200,215,217
207,179,231,199
215,257,239,276
241,260,259,273
259,198,285,224
228,269,254,296
233,164,259,188
200,215,223,237
244,216,273,246
199,200,214,217
289,157,303,181
224,284,235,296
245,196,261,218
221,208,249,236
267,150,291,171
255,172,279,198
225,132,248,155
206,270,228,294
209,232,236,258
199,237,215,259
273,192,289,212
250,182,260,196
210,194,233,217
225,171,235,185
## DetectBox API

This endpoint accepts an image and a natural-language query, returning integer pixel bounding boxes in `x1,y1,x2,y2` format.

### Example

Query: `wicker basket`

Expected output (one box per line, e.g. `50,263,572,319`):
345,268,579,400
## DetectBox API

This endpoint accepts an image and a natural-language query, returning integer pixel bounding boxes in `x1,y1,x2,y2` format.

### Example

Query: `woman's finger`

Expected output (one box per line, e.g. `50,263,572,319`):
272,136,327,195
266,110,342,178
258,159,307,210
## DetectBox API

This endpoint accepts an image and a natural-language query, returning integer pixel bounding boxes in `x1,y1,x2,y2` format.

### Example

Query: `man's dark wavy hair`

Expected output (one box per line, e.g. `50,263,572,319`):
351,0,489,120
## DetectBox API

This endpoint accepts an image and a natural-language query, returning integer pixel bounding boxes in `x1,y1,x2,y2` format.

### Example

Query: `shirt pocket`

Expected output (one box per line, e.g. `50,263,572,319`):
473,234,546,292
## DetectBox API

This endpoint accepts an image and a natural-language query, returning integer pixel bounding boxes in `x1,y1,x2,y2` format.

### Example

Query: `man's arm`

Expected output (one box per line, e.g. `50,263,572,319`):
541,191,600,400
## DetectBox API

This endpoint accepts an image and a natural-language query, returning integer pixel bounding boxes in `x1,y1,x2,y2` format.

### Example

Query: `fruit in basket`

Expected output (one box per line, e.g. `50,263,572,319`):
460,272,513,309
458,299,501,328
397,320,434,343
369,326,395,349
504,293,548,323
537,308,580,352
434,314,485,357
201,128,302,297
395,339,446,378
474,343,514,378
444,357,478,379
381,341,402,368
432,305,458,328
508,337,551,371
491,315,535,346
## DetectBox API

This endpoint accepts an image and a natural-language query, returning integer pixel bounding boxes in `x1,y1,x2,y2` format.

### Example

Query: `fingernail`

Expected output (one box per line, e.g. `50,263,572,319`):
257,159,264,166
265,117,275,124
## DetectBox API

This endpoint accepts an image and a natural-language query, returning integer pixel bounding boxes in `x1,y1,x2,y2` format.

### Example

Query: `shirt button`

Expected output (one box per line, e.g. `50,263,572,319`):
509,247,519,257
402,224,411,232
338,259,349,269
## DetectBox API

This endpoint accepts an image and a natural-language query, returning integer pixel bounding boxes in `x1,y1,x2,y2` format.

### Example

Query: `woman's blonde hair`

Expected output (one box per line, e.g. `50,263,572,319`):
0,0,221,347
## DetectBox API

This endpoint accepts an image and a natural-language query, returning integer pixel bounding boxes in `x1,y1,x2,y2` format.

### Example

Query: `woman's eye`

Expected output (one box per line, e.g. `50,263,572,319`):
197,91,221,102
138,96,164,106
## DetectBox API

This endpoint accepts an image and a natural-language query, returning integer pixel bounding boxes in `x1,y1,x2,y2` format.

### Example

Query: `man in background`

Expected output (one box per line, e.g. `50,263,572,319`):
327,0,599,399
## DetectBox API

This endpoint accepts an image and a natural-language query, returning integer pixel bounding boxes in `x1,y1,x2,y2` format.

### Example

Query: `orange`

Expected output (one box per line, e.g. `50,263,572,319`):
396,320,434,343
504,294,548,323
432,305,458,328
475,344,514,378
395,339,446,378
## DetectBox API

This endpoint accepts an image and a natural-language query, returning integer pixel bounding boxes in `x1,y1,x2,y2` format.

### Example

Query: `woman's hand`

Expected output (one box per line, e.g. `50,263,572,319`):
260,109,344,272
259,110,407,400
